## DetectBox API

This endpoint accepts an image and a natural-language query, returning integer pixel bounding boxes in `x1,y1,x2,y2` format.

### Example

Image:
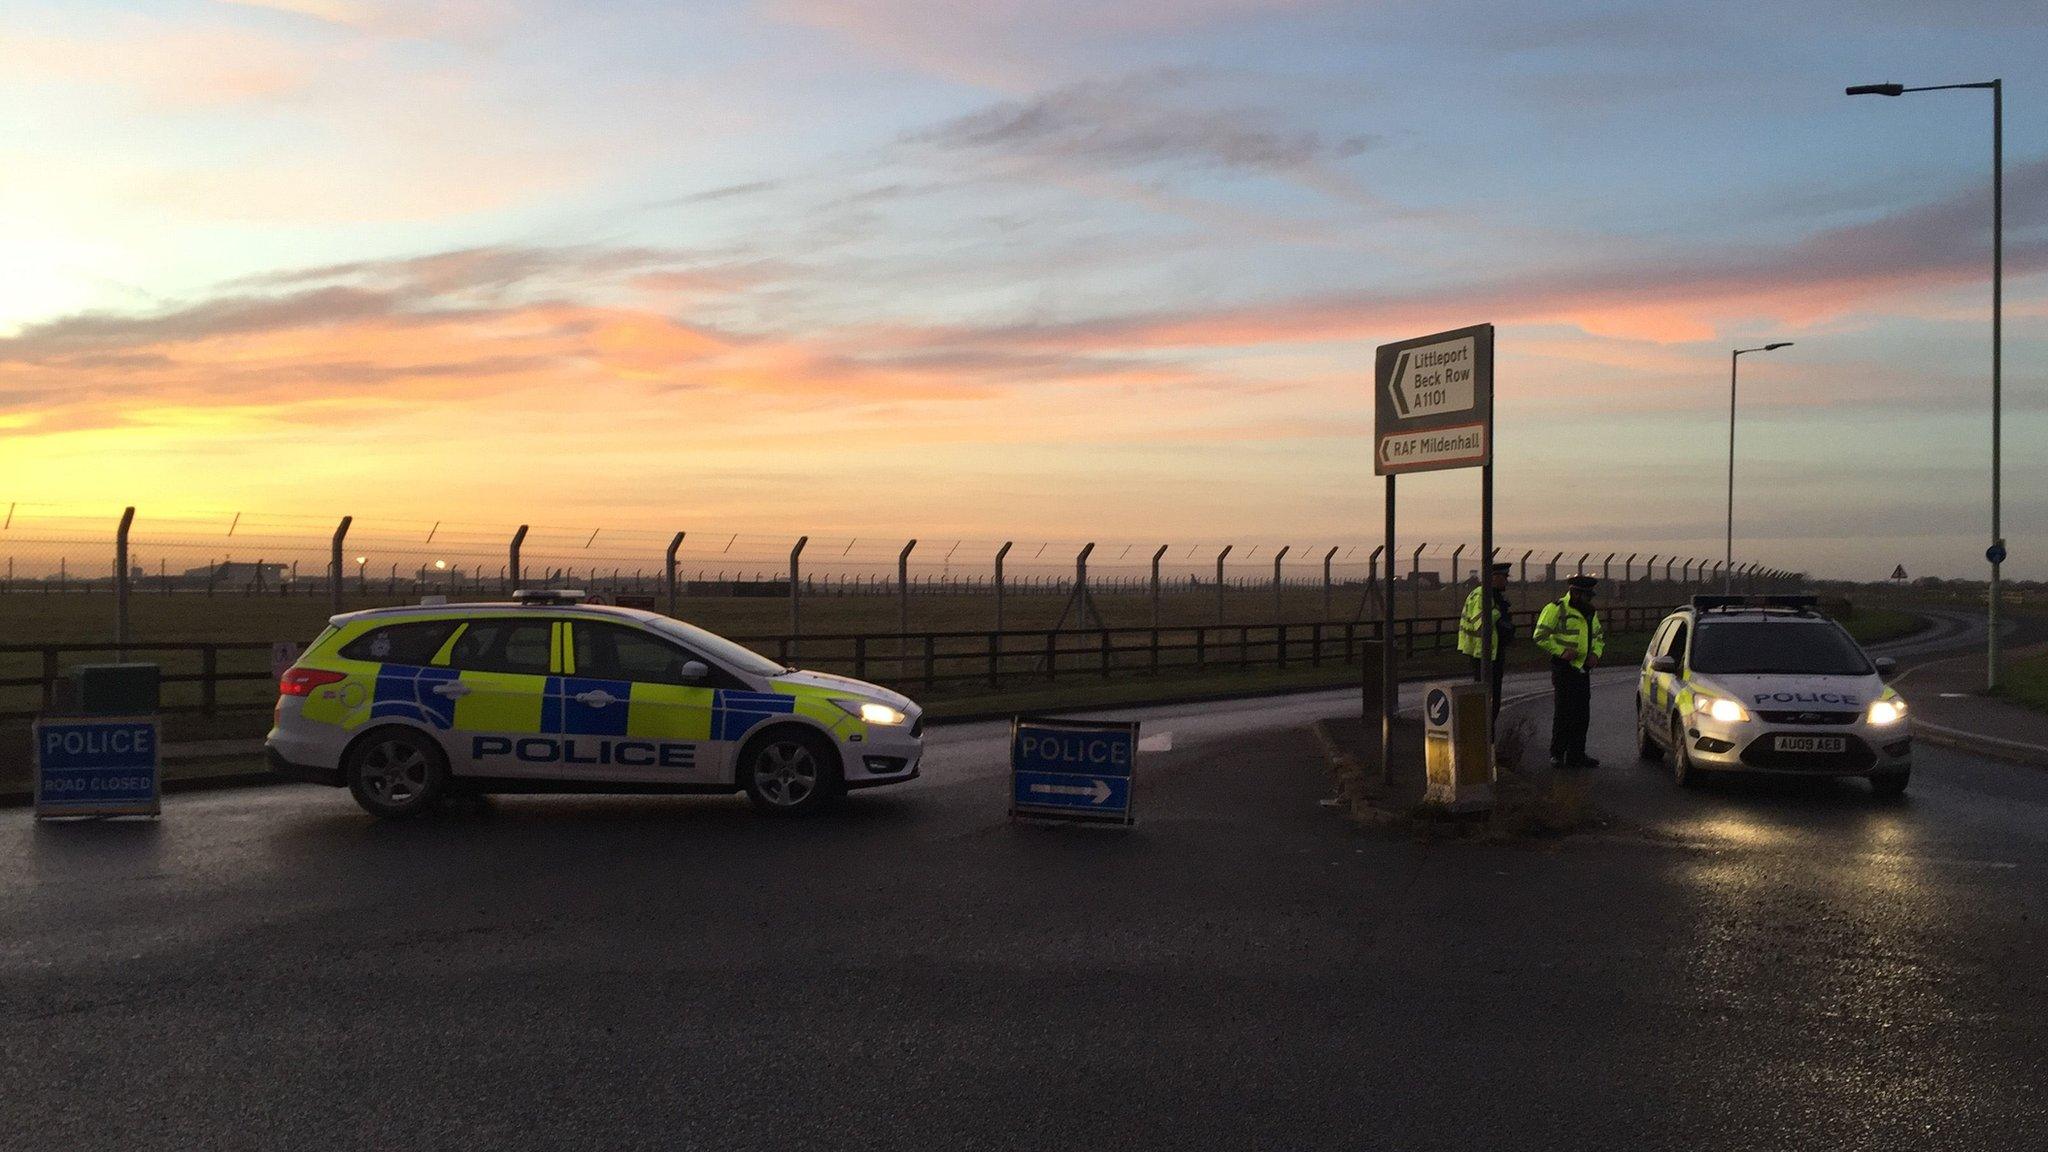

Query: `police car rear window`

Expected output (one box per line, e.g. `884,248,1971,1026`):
1690,622,1870,677
338,620,460,666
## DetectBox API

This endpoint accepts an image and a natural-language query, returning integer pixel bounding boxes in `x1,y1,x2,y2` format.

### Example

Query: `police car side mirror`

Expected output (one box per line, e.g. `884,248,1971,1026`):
1649,656,1679,675
679,660,710,682
1875,657,1897,680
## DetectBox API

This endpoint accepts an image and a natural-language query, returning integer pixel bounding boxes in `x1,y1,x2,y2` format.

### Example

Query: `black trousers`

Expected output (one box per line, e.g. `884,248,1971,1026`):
1549,659,1591,761
1468,655,1505,722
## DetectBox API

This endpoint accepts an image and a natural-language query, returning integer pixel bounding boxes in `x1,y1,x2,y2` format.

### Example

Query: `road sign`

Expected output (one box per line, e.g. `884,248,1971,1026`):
1375,324,1494,475
1891,564,1909,581
1987,541,2008,566
34,716,160,819
1009,716,1137,825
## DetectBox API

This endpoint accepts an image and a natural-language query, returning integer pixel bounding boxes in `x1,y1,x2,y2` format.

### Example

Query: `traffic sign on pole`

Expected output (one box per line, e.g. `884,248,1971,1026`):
1375,324,1494,476
1009,716,1138,826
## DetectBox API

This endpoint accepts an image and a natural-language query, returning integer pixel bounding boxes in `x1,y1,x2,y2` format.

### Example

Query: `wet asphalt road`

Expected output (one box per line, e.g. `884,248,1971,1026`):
3,634,2044,1150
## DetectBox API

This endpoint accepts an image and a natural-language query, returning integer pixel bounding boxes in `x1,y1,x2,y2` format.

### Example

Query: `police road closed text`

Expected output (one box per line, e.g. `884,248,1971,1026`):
41,725,155,765
1015,732,1133,775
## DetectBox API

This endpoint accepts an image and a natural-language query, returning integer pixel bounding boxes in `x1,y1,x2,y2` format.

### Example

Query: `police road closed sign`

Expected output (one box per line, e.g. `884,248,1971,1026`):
1375,324,1494,475
1009,716,1138,825
34,716,161,818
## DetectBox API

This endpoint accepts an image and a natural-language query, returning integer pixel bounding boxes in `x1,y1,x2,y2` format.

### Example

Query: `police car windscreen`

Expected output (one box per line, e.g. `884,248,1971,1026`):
647,618,788,676
1690,622,1871,676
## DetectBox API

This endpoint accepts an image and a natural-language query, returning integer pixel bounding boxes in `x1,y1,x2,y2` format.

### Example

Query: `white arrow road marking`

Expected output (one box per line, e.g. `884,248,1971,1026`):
1028,779,1114,804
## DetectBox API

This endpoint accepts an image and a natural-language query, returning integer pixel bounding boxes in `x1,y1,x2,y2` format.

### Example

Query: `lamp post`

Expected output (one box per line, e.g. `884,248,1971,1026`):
1847,78,2003,688
1727,343,1793,592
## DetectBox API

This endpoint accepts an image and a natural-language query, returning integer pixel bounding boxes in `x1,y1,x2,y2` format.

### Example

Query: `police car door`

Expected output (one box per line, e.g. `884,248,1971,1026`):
1650,618,1689,722
563,621,721,784
438,617,561,779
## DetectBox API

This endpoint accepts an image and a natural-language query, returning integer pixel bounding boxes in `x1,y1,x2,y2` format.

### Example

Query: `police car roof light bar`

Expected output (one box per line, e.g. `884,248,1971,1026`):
1690,594,1818,614
511,589,587,605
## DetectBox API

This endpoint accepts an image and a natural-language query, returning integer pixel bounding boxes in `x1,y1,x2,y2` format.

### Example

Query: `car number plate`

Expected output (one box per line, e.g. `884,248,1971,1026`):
1774,735,1845,753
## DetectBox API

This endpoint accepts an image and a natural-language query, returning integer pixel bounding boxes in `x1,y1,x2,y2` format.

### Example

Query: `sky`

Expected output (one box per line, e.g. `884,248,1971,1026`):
2,0,2045,581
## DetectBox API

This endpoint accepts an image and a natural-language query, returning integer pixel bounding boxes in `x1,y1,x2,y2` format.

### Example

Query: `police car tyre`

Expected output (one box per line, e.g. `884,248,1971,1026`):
740,726,840,815
1870,769,1910,799
345,727,449,818
1670,717,1704,789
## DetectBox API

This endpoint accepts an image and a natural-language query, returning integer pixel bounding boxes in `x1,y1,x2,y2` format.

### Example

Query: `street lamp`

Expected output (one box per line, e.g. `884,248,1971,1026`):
1727,343,1793,592
1847,78,2003,688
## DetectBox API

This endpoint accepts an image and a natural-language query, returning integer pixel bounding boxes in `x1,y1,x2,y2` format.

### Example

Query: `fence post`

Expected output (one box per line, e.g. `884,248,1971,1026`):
1578,552,1590,577
509,525,529,593
788,536,807,655
1604,552,1616,583
898,539,917,637
1075,542,1093,605
1520,549,1533,586
201,646,218,716
1322,545,1338,620
665,532,685,616
993,541,1012,631
1451,543,1465,587
1411,542,1426,619
327,515,352,619
1646,555,1660,595
1272,545,1289,623
1214,545,1232,623
1150,544,1168,628
114,507,135,657
1665,556,1676,583
1547,551,1562,590
1682,558,1693,583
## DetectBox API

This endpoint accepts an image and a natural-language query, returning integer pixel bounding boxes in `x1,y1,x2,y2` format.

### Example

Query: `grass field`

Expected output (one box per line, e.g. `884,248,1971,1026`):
1993,648,2048,715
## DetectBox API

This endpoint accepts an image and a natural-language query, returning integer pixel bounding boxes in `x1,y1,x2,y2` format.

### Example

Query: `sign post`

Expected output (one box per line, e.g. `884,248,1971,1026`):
33,716,161,819
1375,324,1495,782
1009,716,1138,826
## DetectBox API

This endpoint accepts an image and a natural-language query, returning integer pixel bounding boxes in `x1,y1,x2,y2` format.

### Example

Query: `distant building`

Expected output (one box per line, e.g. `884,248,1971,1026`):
183,561,288,586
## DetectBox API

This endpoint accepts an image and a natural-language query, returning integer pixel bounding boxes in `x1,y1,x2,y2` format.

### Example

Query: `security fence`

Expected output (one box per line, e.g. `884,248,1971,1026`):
0,604,1684,724
0,502,1802,651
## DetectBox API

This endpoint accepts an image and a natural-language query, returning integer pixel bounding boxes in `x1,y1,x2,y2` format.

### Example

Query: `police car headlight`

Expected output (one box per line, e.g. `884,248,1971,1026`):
1696,696,1749,724
1868,699,1907,726
835,699,907,726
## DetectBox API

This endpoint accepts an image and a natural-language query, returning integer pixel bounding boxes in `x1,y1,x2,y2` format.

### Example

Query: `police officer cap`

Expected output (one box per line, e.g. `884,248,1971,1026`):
1489,562,1513,574
1567,575,1598,591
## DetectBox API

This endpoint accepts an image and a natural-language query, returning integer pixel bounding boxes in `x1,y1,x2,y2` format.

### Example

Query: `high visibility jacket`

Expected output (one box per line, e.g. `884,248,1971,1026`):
1533,597,1604,670
1457,586,1506,659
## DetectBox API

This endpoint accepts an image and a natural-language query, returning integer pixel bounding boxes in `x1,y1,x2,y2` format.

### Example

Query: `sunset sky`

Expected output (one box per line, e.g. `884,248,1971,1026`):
3,0,2044,580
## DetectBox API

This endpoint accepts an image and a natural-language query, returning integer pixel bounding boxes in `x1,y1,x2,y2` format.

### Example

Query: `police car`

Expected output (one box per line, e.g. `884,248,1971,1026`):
1635,596,1912,796
265,591,923,817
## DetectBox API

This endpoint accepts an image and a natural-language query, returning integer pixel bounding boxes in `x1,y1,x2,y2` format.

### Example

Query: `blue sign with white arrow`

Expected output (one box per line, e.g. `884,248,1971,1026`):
1009,717,1138,825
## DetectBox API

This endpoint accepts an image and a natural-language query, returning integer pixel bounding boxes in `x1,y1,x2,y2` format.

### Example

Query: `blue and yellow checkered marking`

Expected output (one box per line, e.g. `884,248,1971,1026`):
371,666,459,730
712,690,796,741
542,676,634,737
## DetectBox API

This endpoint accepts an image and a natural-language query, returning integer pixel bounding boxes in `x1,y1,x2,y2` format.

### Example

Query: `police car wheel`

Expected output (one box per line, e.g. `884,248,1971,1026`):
1670,718,1703,789
741,729,838,815
345,728,449,818
1869,769,1910,799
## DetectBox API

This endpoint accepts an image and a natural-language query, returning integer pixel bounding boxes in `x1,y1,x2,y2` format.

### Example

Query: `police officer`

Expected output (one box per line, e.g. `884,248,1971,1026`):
1457,562,1514,721
1533,574,1605,768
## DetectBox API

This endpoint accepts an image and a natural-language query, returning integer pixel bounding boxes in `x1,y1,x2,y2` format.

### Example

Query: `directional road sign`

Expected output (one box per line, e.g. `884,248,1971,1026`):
1009,716,1138,825
1375,324,1494,475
